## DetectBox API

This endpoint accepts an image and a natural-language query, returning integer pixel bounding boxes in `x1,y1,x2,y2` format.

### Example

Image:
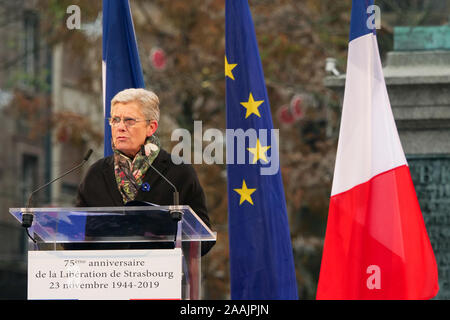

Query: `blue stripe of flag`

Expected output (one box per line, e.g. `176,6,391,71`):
349,0,375,42
102,0,145,157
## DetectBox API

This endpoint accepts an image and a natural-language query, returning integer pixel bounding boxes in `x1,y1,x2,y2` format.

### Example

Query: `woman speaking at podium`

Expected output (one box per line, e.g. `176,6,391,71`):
75,88,214,255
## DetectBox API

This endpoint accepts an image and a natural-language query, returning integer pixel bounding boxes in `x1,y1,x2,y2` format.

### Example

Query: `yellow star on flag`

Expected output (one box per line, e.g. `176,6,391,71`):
240,93,263,119
247,139,271,164
233,179,257,205
225,56,237,80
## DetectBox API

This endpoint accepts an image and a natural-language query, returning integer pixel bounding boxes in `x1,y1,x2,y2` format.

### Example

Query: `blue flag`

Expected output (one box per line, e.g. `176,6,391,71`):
102,0,145,157
225,0,298,300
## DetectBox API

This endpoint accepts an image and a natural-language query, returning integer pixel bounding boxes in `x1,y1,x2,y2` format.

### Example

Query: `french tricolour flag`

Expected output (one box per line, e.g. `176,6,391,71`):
316,0,439,300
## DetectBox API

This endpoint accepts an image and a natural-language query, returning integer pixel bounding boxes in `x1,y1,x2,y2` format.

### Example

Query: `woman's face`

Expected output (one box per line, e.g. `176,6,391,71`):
110,101,157,157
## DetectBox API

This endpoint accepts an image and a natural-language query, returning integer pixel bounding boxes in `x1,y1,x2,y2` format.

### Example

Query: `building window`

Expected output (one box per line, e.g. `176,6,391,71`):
21,154,38,205
23,10,39,80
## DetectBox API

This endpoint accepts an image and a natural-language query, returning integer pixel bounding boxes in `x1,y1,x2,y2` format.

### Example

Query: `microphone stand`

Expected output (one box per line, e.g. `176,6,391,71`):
140,145,183,247
140,145,182,221
22,149,93,243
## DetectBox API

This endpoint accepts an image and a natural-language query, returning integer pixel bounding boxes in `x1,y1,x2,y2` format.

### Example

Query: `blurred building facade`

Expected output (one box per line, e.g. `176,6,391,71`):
0,0,49,298
0,1,102,298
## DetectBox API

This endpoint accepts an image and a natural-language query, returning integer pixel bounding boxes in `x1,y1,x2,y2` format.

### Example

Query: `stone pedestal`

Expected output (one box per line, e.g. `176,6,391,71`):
385,50,450,299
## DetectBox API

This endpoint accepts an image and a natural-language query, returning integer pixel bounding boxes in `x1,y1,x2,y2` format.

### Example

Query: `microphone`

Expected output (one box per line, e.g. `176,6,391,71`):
140,145,182,221
22,149,93,240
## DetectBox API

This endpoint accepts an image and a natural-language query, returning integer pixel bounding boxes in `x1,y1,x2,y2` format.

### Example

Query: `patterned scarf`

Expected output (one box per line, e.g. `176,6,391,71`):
113,135,160,203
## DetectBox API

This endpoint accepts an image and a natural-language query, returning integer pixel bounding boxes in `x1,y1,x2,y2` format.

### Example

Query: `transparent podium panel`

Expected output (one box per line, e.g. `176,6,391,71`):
9,206,216,300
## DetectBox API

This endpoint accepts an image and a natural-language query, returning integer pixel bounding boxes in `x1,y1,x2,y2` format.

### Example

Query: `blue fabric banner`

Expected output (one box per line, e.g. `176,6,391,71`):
225,0,298,300
102,0,145,156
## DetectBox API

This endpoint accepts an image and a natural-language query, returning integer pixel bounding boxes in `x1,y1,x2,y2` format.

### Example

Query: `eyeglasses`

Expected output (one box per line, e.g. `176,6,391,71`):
108,117,149,127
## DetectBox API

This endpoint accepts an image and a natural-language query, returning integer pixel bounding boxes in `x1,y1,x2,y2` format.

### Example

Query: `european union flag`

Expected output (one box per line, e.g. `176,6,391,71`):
102,0,145,157
225,0,298,300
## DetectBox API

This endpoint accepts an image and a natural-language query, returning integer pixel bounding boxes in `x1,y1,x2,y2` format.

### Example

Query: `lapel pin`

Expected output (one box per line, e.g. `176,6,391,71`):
141,182,151,192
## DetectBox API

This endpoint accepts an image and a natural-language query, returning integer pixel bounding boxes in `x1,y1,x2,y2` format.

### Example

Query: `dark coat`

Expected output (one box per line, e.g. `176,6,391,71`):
76,149,215,255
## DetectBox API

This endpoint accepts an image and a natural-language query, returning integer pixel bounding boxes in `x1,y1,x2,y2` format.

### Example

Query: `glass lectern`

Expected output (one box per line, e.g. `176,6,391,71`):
9,206,216,300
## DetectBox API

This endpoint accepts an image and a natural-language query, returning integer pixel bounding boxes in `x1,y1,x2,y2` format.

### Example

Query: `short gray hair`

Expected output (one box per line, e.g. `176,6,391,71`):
111,88,160,122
